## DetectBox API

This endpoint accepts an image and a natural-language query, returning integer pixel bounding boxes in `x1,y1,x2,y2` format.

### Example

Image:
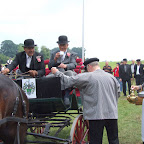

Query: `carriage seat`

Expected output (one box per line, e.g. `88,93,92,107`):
44,58,84,75
44,59,50,66
74,58,84,74
44,59,51,76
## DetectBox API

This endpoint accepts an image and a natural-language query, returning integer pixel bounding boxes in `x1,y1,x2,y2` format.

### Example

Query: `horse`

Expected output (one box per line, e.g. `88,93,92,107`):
0,74,29,144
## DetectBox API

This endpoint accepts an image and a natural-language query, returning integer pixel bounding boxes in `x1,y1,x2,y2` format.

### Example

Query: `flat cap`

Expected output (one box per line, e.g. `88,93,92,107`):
136,59,141,62
83,58,99,66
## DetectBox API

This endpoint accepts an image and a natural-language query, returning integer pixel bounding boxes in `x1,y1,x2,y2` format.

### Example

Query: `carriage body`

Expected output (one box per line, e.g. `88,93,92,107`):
16,77,82,114
15,76,89,144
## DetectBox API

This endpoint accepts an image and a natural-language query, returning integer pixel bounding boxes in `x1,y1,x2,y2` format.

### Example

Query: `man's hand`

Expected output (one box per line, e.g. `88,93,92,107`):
1,68,10,75
51,67,58,74
54,52,60,61
131,85,140,91
58,63,67,69
28,70,38,77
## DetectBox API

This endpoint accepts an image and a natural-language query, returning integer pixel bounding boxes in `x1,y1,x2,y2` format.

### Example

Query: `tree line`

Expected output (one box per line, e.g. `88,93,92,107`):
0,40,83,64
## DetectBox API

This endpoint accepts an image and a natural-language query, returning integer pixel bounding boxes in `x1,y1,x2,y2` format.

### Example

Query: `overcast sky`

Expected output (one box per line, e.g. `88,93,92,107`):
0,0,144,61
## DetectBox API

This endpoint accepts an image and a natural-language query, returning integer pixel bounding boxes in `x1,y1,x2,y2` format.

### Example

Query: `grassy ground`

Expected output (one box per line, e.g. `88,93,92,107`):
27,94,143,144
117,94,142,144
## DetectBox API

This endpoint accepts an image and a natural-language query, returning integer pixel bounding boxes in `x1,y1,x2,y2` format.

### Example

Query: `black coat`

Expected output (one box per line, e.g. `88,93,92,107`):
8,51,45,77
134,64,144,78
119,64,132,80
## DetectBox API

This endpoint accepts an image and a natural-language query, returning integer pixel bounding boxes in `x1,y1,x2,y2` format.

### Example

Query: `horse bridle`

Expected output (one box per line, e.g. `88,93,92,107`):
12,80,28,144
12,81,27,118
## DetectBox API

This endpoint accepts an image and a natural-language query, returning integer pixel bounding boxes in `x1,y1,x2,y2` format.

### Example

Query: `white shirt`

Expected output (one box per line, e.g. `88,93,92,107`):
136,65,140,75
26,54,32,68
1,66,6,71
7,59,12,64
131,64,135,74
61,50,67,62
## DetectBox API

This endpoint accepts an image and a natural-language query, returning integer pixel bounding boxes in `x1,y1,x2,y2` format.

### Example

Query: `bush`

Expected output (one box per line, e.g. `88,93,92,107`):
0,54,9,64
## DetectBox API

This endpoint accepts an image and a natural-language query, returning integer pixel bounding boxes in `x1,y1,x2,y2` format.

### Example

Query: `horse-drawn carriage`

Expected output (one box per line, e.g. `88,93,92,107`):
0,59,89,144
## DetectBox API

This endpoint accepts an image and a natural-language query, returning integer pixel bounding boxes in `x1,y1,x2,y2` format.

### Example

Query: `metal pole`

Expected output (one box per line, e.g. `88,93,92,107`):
82,0,85,62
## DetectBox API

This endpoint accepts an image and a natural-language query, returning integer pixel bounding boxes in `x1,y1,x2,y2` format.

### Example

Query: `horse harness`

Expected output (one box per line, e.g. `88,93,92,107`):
0,80,28,144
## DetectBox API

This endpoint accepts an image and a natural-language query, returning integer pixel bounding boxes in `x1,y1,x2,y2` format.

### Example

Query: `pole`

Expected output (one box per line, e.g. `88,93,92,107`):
82,0,85,62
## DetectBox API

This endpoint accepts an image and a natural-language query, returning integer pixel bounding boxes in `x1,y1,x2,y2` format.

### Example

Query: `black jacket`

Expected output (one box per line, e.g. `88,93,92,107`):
134,64,144,78
119,64,132,80
8,51,45,77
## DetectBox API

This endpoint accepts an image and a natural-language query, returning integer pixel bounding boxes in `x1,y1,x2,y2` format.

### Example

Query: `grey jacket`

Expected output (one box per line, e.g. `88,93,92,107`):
55,69,120,120
48,50,77,72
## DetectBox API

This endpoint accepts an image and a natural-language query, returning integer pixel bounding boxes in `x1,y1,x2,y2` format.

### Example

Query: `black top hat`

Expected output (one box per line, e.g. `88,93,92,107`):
84,58,99,66
23,39,37,48
123,58,127,62
57,35,70,44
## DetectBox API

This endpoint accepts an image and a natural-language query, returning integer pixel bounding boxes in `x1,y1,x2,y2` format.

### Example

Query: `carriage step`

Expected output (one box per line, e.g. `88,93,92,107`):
43,123,51,135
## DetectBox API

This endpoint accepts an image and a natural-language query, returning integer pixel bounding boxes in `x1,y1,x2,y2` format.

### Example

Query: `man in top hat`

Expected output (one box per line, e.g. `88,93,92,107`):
48,35,77,106
48,35,77,73
51,58,120,144
2,39,45,78
119,58,132,96
134,59,144,86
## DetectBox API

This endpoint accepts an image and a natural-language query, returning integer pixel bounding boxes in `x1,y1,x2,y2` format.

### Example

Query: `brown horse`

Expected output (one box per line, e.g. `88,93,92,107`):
0,74,29,144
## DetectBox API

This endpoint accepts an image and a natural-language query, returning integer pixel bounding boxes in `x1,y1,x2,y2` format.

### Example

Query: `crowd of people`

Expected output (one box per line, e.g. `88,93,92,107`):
103,59,144,96
0,57,13,71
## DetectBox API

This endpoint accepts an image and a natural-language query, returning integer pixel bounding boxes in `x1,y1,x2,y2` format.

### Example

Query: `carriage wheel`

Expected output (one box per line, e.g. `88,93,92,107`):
70,114,89,144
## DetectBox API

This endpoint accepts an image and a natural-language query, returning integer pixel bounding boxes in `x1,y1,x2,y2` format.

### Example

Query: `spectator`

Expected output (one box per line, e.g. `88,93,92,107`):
103,61,113,74
113,63,120,79
1,65,6,71
7,57,13,65
130,60,135,85
119,58,132,96
134,59,144,86
113,63,122,92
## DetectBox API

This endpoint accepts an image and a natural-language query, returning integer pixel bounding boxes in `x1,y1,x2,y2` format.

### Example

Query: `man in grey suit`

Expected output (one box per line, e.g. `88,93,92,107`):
2,39,45,78
51,58,120,144
48,35,77,106
48,35,77,74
